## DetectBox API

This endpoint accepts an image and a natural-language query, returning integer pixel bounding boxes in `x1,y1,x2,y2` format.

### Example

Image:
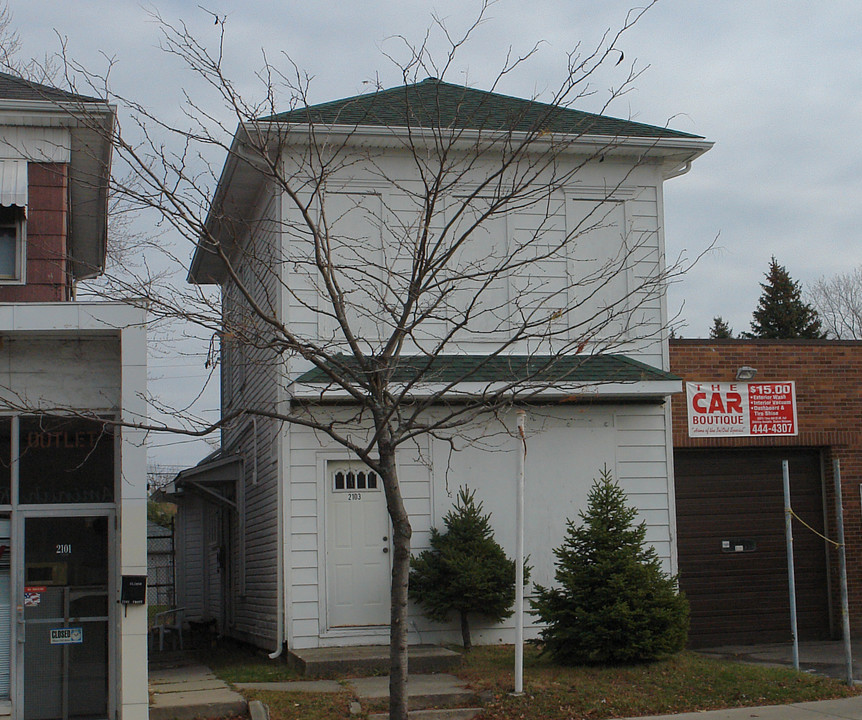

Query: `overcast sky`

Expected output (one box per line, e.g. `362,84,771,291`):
9,0,862,467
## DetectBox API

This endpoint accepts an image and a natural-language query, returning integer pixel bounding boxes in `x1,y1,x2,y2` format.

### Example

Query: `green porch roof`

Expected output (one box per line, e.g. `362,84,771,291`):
296,354,679,386
263,77,701,140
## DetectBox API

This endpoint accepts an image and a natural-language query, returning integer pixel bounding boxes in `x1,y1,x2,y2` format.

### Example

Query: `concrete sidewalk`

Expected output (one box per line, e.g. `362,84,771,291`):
149,656,481,719
238,673,481,718
616,695,862,720
697,640,862,681
149,659,248,720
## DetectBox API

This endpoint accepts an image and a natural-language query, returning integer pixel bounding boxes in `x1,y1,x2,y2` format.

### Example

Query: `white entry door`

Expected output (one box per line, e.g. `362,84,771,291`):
326,462,390,628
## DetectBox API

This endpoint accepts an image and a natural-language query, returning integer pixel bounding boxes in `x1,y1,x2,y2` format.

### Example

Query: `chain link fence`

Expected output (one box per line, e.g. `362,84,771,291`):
147,518,175,610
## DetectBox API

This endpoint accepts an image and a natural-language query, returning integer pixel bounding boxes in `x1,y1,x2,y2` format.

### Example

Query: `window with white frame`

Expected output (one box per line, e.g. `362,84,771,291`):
0,205,24,282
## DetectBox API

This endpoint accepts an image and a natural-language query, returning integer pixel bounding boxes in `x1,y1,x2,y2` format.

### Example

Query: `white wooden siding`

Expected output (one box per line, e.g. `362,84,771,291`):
215,186,282,648
285,402,673,649
615,405,674,569
281,155,667,367
175,496,204,619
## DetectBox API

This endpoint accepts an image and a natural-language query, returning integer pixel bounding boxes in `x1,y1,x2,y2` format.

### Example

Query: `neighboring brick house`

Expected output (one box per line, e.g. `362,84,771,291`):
0,72,148,720
0,72,112,301
670,339,862,647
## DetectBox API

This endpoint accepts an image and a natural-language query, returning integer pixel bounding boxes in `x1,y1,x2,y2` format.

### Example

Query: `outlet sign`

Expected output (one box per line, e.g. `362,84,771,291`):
686,381,797,437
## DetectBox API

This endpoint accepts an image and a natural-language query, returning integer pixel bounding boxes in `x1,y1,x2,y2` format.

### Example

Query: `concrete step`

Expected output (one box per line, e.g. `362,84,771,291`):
288,644,461,678
149,688,248,720
350,674,479,710
367,709,482,720
232,672,481,718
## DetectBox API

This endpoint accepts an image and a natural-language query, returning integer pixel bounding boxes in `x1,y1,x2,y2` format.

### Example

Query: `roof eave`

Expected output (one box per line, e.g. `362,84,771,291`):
163,452,243,497
244,119,711,156
68,106,116,280
189,131,256,285
0,98,116,119
291,378,682,402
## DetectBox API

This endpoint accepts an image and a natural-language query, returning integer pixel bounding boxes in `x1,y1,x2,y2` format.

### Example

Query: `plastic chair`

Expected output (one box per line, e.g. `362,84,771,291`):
151,607,185,651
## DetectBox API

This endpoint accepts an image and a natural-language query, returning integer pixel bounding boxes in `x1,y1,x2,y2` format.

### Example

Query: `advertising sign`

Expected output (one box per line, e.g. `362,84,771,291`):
686,381,797,437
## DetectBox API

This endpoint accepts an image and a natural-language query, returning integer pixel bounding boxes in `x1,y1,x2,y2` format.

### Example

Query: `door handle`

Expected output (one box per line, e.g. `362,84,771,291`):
382,547,389,554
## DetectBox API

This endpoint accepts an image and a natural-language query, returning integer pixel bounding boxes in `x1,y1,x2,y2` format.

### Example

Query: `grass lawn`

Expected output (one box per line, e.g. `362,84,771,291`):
459,645,861,719
201,642,862,720
239,689,354,720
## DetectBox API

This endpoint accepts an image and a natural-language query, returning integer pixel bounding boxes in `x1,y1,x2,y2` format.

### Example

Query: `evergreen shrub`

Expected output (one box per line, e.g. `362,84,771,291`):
409,486,520,649
532,466,688,664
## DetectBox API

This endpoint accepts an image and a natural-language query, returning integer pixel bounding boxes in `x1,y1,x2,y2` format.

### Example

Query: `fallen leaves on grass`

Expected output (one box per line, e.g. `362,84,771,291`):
240,689,354,720
457,647,860,720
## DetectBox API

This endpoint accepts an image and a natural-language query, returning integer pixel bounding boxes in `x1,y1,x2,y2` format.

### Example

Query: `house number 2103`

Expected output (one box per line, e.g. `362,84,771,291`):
347,493,362,501
55,544,72,555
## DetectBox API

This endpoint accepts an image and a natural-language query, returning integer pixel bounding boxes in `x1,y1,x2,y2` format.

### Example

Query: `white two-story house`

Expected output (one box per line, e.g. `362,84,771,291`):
170,78,711,655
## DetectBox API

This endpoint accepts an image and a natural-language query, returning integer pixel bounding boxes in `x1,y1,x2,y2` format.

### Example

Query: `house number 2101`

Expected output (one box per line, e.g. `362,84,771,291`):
347,493,362,501
55,544,72,555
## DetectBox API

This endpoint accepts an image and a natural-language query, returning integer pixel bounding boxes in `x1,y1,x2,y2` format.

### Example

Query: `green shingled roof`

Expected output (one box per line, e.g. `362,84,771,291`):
263,78,701,140
296,353,679,386
0,71,104,103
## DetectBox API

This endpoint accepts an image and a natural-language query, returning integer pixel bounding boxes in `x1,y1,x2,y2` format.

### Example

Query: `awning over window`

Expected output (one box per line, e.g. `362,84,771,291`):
0,159,27,211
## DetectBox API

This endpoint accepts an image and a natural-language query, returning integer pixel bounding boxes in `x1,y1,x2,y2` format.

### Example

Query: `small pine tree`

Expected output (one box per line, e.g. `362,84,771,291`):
747,257,825,338
709,316,733,339
409,487,518,650
532,467,688,664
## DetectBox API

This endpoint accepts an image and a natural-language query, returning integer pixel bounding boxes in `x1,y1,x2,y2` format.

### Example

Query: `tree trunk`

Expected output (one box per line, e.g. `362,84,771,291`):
378,439,412,720
459,610,472,651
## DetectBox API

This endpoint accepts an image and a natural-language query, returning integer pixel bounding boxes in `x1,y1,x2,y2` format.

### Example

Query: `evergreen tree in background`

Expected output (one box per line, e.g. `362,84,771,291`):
409,487,519,650
709,316,733,339
746,257,825,338
532,467,689,664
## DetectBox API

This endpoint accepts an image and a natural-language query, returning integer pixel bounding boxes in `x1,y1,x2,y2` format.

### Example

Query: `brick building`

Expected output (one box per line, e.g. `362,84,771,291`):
670,339,862,647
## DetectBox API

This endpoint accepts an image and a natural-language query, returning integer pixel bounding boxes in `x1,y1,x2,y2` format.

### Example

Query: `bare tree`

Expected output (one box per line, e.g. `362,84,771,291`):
808,267,862,339
12,4,713,718
0,3,20,71
0,2,62,84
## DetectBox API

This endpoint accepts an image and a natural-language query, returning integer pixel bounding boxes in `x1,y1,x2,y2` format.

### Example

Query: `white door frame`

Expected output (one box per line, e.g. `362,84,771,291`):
14,506,116,720
317,454,391,637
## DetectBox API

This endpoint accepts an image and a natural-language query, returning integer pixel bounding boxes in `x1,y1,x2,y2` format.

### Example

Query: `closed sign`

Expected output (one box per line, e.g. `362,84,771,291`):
50,627,83,645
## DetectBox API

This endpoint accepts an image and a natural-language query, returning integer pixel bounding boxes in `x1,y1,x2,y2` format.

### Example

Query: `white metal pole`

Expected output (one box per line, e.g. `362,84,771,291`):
832,459,854,685
783,459,800,671
514,409,526,695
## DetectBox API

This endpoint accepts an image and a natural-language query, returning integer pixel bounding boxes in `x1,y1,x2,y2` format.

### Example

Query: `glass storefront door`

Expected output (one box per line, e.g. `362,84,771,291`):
21,516,110,720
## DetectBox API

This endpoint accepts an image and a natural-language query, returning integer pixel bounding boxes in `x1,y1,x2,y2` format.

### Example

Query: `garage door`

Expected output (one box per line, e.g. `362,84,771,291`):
675,448,830,647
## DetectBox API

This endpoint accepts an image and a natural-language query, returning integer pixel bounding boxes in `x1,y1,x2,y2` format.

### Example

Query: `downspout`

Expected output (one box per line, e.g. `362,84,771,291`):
269,181,286,659
252,417,258,484
268,415,284,659
663,159,692,181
